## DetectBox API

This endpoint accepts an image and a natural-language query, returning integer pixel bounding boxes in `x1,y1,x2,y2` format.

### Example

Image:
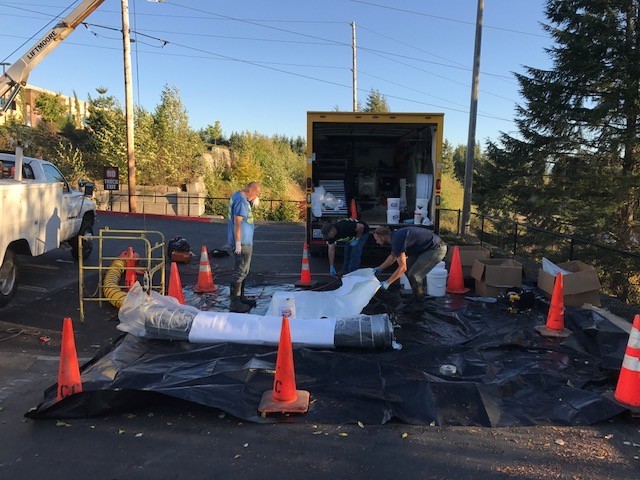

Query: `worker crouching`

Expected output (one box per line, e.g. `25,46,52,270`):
372,226,447,309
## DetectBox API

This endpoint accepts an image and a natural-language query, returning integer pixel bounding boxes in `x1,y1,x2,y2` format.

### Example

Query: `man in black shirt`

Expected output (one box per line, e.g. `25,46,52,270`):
321,218,370,275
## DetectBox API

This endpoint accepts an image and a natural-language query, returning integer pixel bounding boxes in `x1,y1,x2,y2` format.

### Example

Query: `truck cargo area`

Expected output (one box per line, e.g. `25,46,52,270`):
307,112,443,251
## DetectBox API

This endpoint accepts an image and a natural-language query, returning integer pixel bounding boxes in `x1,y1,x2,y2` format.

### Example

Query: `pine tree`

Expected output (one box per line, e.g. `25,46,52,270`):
362,89,390,112
476,0,640,301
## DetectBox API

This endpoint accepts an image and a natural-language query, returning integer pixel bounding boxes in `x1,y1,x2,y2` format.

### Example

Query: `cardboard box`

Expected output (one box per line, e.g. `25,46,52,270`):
537,260,601,307
471,258,523,297
445,245,491,278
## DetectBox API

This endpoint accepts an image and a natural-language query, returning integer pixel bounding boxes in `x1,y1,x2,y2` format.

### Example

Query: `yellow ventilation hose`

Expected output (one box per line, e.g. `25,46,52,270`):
103,258,128,309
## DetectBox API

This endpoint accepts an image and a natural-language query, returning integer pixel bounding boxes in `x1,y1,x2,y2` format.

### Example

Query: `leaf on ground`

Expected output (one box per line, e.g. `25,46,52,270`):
234,454,241,459
338,432,348,437
243,443,249,448
429,421,436,426
218,413,226,419
555,439,565,446
135,433,143,438
401,432,408,438
118,428,125,435
312,431,323,435
604,434,613,440
56,421,71,427
357,421,364,428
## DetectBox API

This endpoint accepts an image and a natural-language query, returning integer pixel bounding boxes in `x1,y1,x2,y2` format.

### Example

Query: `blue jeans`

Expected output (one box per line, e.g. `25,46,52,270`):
342,232,369,274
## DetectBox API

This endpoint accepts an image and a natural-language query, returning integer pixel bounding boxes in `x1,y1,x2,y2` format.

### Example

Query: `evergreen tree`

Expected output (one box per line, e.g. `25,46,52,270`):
476,0,640,301
362,89,390,113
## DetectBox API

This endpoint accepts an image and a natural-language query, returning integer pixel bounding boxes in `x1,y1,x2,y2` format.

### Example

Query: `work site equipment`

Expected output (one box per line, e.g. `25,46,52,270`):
614,314,640,409
56,317,82,402
258,317,310,414
168,262,185,305
78,229,165,321
294,243,316,288
193,246,218,293
535,273,570,338
446,246,470,294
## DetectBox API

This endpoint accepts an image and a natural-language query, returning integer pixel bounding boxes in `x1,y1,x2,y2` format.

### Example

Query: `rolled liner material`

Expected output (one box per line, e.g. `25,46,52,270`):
120,285,394,349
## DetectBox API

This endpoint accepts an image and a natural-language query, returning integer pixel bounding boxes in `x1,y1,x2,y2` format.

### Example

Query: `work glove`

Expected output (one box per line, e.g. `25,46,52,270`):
380,281,389,290
329,265,337,275
372,267,380,275
349,238,360,247
234,241,242,255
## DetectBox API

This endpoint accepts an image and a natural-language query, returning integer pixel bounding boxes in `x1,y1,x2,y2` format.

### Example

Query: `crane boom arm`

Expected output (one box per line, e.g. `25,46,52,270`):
0,0,105,111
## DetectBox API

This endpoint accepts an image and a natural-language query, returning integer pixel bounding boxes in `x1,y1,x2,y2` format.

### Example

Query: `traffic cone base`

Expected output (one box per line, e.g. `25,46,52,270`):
57,317,83,402
446,246,470,294
168,262,185,304
194,246,218,293
258,389,310,413
534,324,570,338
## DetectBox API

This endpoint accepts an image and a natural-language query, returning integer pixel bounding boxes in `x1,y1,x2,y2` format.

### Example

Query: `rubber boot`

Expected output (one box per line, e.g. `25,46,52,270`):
240,280,257,308
230,281,251,313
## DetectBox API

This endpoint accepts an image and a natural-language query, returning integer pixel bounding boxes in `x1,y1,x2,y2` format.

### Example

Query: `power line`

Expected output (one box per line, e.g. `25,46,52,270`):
349,0,547,38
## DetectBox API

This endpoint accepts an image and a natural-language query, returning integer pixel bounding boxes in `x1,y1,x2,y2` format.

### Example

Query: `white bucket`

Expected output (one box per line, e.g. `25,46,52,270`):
276,296,296,318
415,197,429,211
386,209,400,224
426,261,448,297
387,198,401,210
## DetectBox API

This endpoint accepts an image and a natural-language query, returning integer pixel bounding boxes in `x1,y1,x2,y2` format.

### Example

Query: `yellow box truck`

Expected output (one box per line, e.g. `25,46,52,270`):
306,111,444,255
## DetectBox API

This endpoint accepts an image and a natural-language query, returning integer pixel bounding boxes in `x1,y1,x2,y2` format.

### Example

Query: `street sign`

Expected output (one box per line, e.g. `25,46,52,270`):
103,166,119,191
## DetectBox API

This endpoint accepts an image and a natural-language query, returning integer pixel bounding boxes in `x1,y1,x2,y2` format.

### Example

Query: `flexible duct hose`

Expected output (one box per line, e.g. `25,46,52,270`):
103,258,128,309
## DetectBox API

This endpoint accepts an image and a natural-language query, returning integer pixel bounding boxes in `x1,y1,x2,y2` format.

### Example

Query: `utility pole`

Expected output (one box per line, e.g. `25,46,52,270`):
460,0,484,235
121,0,137,213
351,21,358,112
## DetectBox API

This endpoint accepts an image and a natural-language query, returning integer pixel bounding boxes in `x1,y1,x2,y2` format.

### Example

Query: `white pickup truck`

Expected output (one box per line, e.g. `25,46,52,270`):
0,151,97,306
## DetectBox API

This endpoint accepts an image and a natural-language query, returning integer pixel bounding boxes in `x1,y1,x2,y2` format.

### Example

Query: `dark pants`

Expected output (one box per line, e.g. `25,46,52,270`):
407,243,447,298
342,232,369,274
231,245,252,296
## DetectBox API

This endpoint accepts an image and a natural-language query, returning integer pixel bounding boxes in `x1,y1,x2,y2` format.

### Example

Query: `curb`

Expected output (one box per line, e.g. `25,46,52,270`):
97,210,224,223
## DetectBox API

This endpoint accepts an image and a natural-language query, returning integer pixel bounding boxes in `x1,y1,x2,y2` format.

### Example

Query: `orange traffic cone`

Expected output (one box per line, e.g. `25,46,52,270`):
535,273,570,338
168,262,185,304
258,317,310,413
446,246,470,294
613,314,640,409
124,247,137,290
295,243,316,288
349,199,358,219
193,246,218,293
56,317,83,402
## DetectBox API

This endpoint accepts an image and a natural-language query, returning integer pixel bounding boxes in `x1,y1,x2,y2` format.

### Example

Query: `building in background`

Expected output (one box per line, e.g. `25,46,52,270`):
0,84,90,127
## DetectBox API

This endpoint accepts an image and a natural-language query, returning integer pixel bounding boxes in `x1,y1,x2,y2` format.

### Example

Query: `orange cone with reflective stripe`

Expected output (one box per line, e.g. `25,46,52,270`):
535,273,570,338
446,246,470,294
193,246,218,293
258,317,310,413
56,317,83,402
349,199,358,219
614,314,640,408
168,262,185,304
294,243,316,288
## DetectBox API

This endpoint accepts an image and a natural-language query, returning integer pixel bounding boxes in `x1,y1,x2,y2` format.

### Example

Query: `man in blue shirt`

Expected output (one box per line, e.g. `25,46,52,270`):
372,226,447,303
228,182,262,313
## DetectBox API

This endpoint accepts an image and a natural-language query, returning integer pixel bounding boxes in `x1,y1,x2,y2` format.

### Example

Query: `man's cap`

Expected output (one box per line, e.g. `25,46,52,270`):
321,223,335,240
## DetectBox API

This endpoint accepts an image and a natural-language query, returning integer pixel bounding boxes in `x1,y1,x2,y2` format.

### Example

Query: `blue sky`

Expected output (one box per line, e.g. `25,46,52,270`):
1,0,552,147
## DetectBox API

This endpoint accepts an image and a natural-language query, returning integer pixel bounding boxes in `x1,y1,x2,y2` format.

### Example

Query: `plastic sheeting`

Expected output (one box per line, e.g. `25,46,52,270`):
267,268,381,319
27,291,629,426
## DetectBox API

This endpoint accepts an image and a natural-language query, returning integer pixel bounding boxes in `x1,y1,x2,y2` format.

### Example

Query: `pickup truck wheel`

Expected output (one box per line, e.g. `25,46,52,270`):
0,249,18,307
71,224,94,261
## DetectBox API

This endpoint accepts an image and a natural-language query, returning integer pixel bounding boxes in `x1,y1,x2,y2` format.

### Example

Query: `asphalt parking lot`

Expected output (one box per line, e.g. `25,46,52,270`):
0,212,639,480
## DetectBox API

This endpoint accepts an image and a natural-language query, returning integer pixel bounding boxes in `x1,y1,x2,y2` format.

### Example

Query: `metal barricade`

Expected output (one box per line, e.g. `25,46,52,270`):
78,229,166,321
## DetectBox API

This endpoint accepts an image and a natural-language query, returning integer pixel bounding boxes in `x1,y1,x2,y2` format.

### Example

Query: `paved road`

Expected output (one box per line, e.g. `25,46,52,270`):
0,213,638,480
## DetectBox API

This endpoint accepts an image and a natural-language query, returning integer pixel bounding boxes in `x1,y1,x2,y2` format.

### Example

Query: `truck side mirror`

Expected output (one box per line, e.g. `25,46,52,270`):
79,180,94,197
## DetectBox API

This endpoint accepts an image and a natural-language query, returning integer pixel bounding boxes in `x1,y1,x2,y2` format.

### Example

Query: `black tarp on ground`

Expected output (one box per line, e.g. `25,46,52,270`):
26,291,629,426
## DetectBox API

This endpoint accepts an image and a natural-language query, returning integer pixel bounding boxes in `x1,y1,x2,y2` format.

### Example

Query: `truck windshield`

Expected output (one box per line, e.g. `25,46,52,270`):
42,164,70,192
